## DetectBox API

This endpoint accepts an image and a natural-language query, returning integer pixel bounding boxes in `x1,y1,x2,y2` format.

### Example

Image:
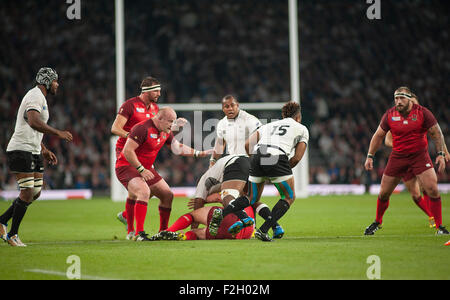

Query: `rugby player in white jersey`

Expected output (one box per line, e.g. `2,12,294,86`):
209,101,309,241
204,95,266,233
0,68,73,247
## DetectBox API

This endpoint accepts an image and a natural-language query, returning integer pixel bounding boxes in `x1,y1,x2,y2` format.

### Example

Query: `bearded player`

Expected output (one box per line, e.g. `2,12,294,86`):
384,93,449,228
364,87,448,235
111,77,186,236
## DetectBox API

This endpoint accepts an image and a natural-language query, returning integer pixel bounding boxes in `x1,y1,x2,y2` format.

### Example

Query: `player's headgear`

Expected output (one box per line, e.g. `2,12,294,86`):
36,67,58,90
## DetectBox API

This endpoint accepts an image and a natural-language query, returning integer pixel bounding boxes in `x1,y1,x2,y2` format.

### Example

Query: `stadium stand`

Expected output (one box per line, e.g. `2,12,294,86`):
0,0,448,193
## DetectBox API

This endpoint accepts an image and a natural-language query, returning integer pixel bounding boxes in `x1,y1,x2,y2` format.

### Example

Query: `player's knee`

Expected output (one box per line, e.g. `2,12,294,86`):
425,187,439,199
33,178,43,200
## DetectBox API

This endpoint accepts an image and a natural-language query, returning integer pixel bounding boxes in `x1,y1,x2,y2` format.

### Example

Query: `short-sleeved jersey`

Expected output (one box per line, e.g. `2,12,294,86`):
115,97,159,150
380,104,436,154
255,118,309,156
216,110,261,156
193,155,243,199
7,86,49,154
115,119,173,169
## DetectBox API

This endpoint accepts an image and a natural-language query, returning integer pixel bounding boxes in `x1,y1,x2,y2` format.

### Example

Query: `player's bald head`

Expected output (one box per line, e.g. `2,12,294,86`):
157,107,177,120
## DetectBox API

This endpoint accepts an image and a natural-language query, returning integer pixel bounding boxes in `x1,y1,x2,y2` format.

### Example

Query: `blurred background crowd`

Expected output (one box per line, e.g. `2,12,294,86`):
0,0,448,195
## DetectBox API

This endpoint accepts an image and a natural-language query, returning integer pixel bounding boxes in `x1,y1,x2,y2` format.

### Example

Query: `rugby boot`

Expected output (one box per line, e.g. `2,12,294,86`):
436,226,449,235
0,223,7,242
208,208,223,236
134,231,152,241
364,221,382,235
272,225,285,239
7,234,27,247
428,216,436,228
254,228,273,242
116,211,127,228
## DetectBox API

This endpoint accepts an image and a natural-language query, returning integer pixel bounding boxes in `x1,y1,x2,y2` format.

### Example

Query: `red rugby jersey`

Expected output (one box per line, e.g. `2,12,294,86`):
115,119,173,169
380,104,437,153
235,206,256,240
115,97,159,150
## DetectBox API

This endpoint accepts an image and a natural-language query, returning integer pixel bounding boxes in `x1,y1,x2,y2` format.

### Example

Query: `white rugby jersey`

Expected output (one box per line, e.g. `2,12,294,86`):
255,118,309,156
216,110,261,156
194,155,243,199
7,86,49,154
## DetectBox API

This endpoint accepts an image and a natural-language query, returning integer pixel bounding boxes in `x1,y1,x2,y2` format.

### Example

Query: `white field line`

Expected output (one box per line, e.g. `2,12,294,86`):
24,269,121,280
15,233,442,246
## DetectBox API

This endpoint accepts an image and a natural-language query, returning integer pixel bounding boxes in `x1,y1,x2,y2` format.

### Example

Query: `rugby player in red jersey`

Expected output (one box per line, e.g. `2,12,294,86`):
149,205,256,241
111,77,186,236
384,93,449,228
115,107,211,241
364,87,448,235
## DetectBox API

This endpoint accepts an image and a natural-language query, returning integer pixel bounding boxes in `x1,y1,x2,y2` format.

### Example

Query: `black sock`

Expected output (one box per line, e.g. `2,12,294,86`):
260,199,290,233
257,205,280,230
8,198,30,237
0,197,20,225
222,196,250,218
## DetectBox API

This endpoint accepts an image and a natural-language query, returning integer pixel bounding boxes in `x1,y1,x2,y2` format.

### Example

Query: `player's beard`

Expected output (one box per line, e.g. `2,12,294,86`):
396,100,410,115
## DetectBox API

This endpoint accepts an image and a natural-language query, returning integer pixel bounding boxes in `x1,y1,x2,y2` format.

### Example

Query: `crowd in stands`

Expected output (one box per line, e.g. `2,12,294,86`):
0,0,448,194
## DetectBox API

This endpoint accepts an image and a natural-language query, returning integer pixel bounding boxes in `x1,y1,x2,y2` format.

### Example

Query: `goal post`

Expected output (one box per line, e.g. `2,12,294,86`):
111,0,308,201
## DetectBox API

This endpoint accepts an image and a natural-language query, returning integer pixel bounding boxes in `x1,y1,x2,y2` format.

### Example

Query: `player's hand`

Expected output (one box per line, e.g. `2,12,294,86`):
198,149,214,158
171,118,188,131
57,130,73,142
140,169,154,182
435,155,446,174
364,158,373,171
42,149,58,165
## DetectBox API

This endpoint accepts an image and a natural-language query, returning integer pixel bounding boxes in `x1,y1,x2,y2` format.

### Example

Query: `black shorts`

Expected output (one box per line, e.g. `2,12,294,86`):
249,153,292,178
223,156,250,182
6,150,44,173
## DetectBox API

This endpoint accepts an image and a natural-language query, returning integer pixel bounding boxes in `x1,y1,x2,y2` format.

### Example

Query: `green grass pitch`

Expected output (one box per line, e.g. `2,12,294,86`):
0,193,448,280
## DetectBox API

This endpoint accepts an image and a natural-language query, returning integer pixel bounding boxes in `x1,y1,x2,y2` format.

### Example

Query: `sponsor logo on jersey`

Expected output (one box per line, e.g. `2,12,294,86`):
136,107,145,113
391,116,401,121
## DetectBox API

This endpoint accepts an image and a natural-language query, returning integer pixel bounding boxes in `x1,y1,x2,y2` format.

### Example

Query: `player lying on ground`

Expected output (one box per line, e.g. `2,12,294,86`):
208,101,309,242
191,154,285,238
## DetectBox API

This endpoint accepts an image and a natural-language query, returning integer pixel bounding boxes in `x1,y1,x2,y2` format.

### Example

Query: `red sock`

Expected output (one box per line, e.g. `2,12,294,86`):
375,197,389,224
125,198,135,233
134,201,148,234
428,197,442,228
414,196,432,217
159,206,172,232
184,231,197,240
167,213,193,232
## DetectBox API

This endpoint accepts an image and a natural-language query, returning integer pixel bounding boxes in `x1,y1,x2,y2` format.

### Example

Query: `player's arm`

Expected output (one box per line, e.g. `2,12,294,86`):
27,110,72,141
169,139,213,157
384,130,393,148
209,137,225,167
428,123,447,173
289,142,307,168
111,114,129,138
245,131,260,156
364,125,387,171
122,138,154,181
